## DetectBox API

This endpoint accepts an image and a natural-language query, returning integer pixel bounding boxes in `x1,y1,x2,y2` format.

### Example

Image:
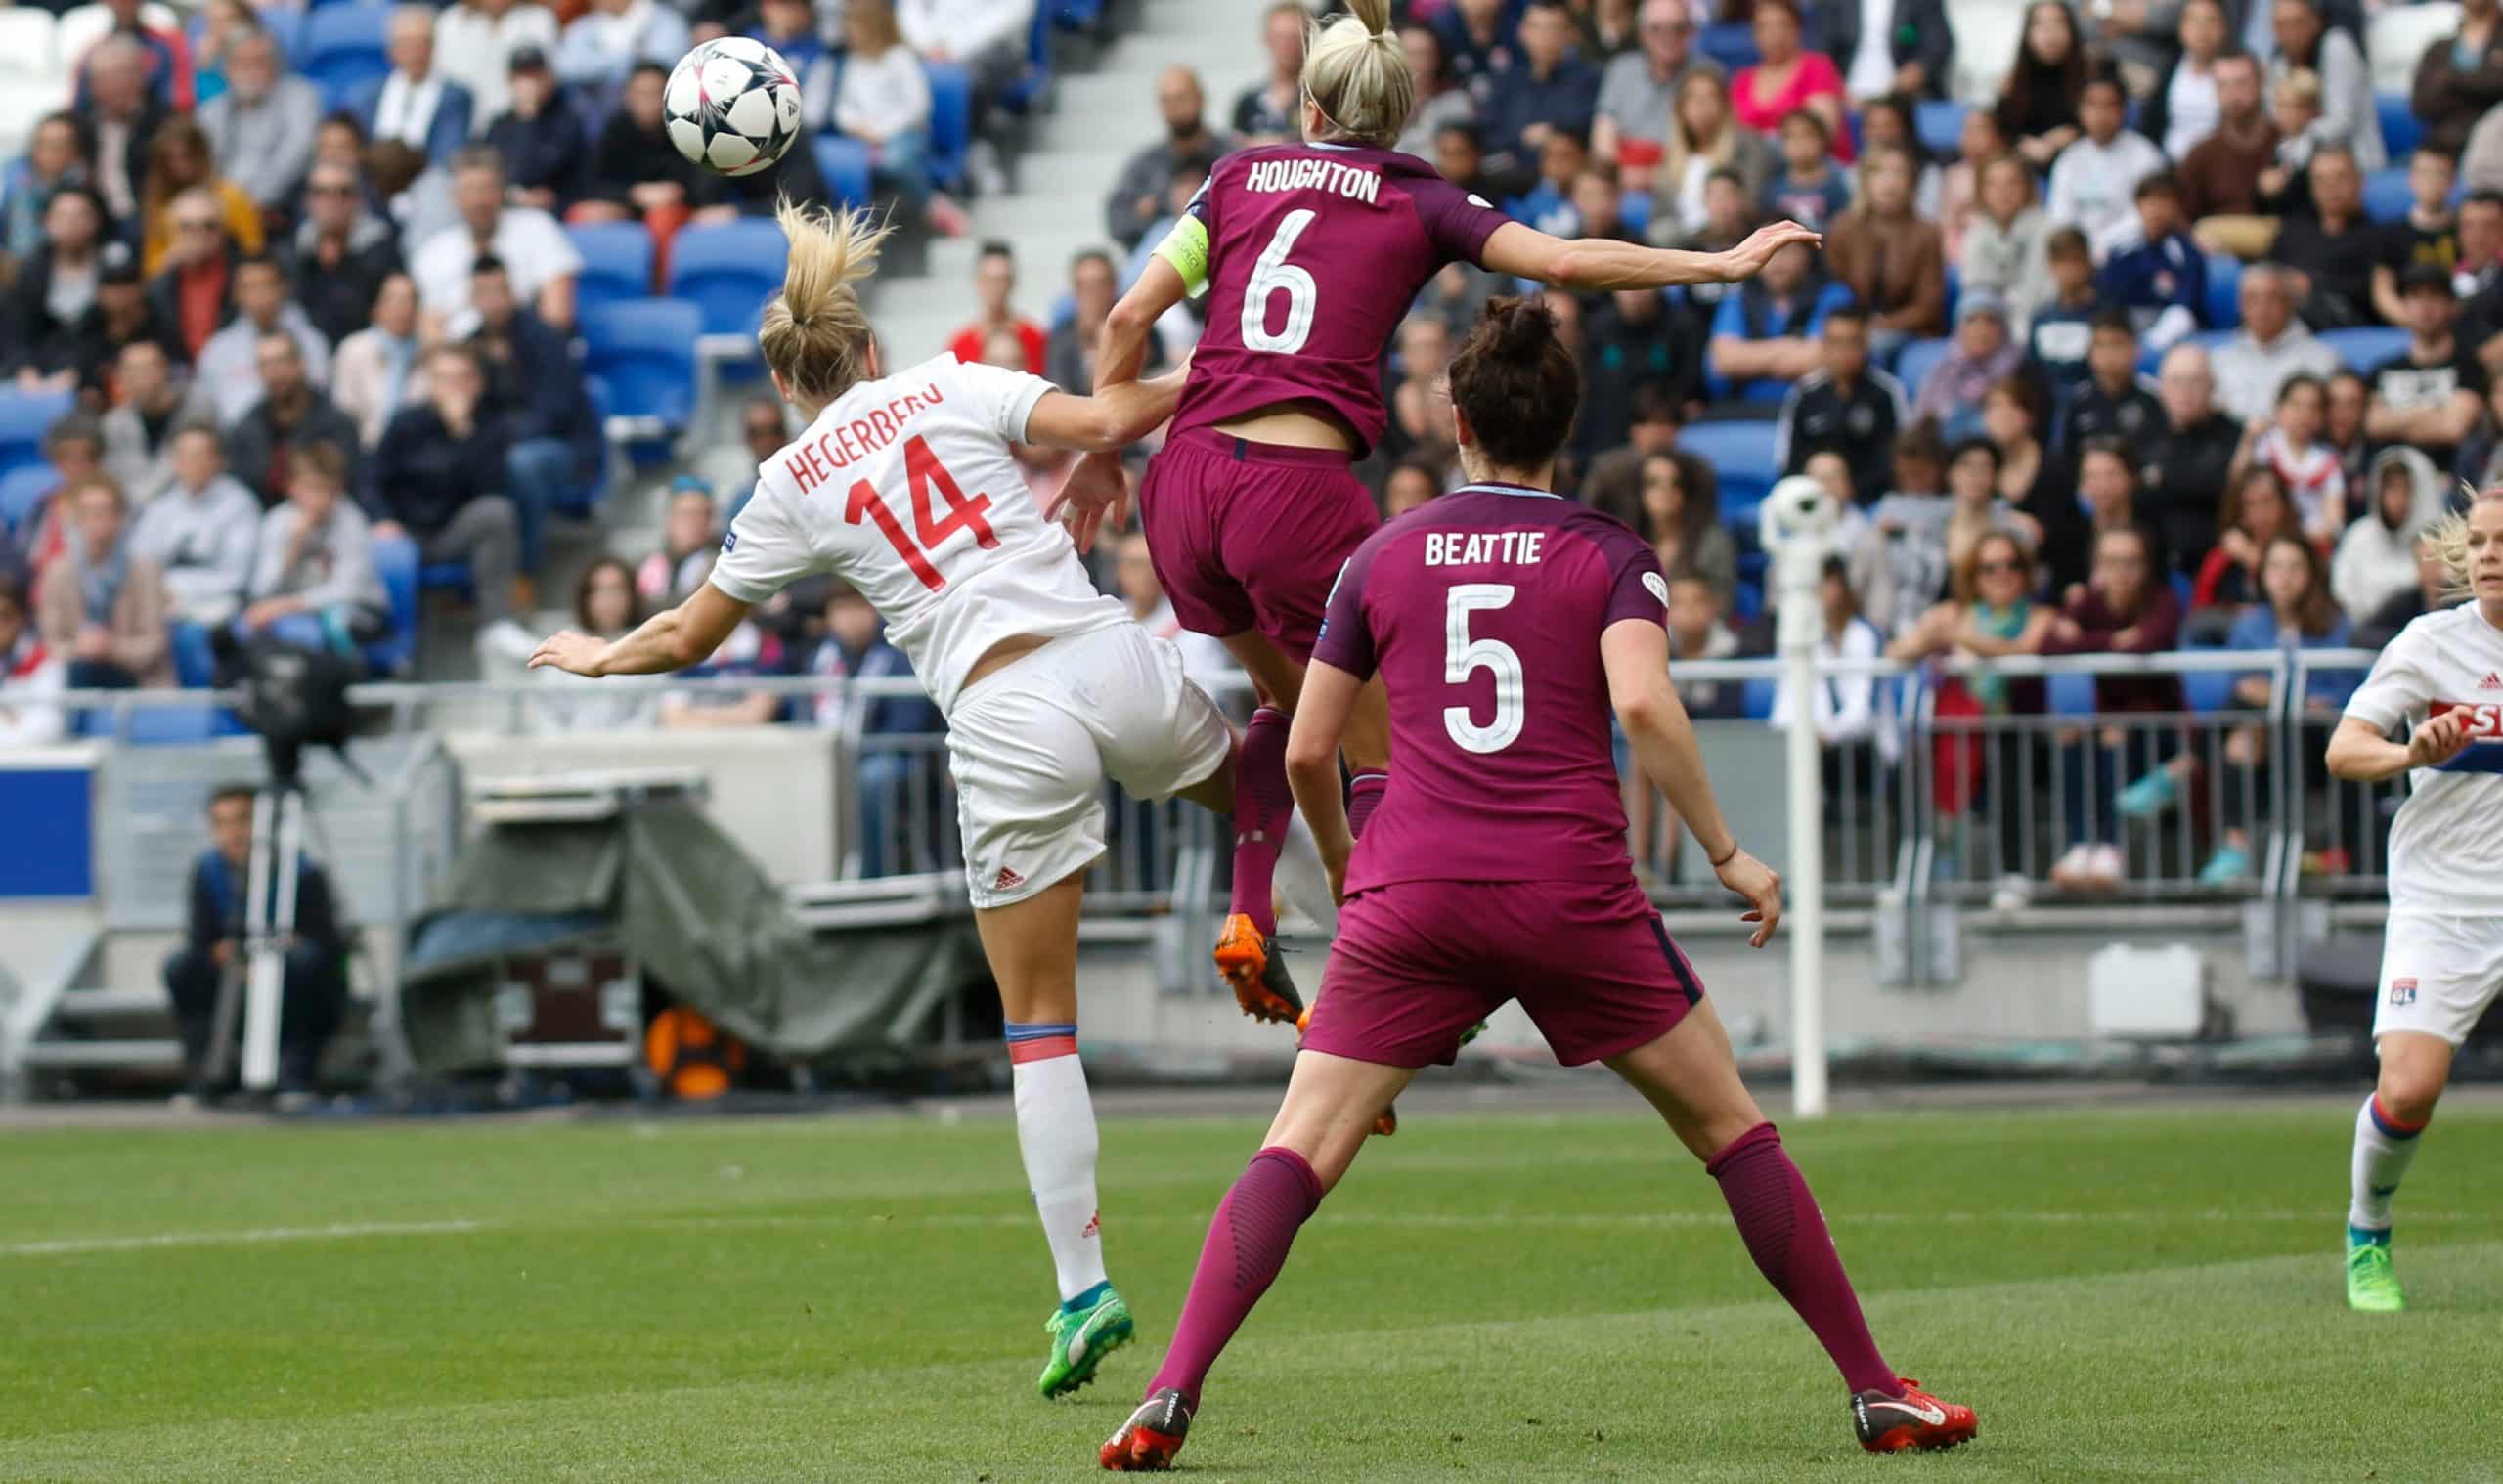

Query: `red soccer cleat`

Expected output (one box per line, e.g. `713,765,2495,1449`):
1100,1387,1194,1471
1852,1378,1978,1453
1214,914,1304,1026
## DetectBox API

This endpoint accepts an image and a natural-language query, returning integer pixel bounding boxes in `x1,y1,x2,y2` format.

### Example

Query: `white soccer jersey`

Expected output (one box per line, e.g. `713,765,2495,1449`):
2342,604,2503,917
709,355,1128,714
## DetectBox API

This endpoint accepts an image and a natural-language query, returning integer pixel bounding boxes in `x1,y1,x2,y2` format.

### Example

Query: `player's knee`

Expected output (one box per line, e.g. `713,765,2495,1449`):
2376,1070,2445,1128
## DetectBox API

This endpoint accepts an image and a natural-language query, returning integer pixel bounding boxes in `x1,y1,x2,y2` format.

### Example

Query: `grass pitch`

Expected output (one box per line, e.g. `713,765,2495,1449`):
2,1094,2500,1482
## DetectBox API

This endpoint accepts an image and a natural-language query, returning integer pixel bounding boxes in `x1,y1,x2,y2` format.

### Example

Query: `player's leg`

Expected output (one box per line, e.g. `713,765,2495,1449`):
1605,1002,1976,1452
1211,627,1315,1025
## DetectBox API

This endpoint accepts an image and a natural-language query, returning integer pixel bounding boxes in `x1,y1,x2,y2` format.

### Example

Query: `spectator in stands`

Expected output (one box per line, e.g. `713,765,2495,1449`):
2413,0,2503,159
714,401,788,524
85,39,167,229
1581,285,1697,452
162,785,347,1104
1769,556,1889,773
73,0,194,112
464,256,595,583
945,241,1047,375
805,583,938,870
1761,110,1850,232
1045,249,1120,394
1997,1,2086,170
841,0,969,236
1380,314,1457,472
2136,0,2229,165
1856,94,1943,222
1731,0,1846,156
1823,143,1946,357
3,113,93,267
237,442,388,651
137,118,264,279
2365,265,2484,473
1665,572,1743,720
1397,21,1478,160
557,0,692,108
37,476,172,689
2179,53,2281,257
1852,422,2020,639
528,555,654,730
438,0,561,131
364,344,527,638
2237,371,2346,542
1937,108,2006,267
1,187,110,393
2255,65,2324,219
1775,308,1906,503
1705,238,1850,401
144,188,240,363
1233,2,1308,146
283,162,403,355
2373,150,2461,328
2097,173,2207,353
2456,365,2503,489
1640,449,1737,603
1105,66,1232,250
199,261,334,433
2324,366,2370,493
83,243,170,398
2045,72,2166,260
1910,291,2022,440
2139,342,2244,580
1577,383,1680,521
2023,229,2097,405
198,28,320,220
1832,0,1951,104
5,416,104,583
2194,463,2302,609
1592,1,1717,191
190,0,252,113
0,579,66,750
1649,71,1774,240
2266,0,2381,173
661,610,784,728
2351,529,2460,648
2212,264,2340,421
898,0,1036,117
353,8,476,170
1982,372,2074,549
483,49,589,213
749,0,831,89
1478,1,1600,195
331,273,427,451
1383,458,1441,519
2334,446,2447,623
2053,309,2159,457
99,340,205,504
638,478,721,603
2076,436,2155,563
223,334,359,509
577,61,699,234
2455,192,2503,347
1433,0,1520,89
131,421,257,627
413,148,584,331
2043,523,2181,893
1513,129,1591,237
1961,155,2051,333
2272,145,2379,329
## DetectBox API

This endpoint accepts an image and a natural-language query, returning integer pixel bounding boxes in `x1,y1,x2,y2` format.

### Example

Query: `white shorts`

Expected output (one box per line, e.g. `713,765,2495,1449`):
947,623,1232,909
2374,911,2503,1047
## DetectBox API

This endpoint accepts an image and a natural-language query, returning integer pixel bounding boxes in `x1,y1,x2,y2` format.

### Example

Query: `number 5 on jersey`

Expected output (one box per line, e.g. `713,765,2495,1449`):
846,434,1000,591
1445,583,1523,754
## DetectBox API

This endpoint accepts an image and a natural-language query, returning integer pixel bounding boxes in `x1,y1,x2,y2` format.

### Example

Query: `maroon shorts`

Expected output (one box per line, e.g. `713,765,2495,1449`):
1298,878,1705,1069
1137,428,1379,664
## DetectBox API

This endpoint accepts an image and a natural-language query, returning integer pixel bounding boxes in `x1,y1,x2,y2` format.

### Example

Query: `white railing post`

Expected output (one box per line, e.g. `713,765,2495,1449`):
1760,477,1836,1119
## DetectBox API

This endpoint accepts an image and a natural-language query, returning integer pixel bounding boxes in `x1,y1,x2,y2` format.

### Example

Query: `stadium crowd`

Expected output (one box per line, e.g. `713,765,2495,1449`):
0,0,2494,893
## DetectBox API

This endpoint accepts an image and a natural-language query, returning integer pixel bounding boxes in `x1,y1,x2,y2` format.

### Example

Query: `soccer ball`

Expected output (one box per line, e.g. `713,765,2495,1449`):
664,37,804,178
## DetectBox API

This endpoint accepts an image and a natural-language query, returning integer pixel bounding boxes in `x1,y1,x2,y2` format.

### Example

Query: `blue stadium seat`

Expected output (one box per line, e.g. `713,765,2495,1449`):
1000,0,1053,113
418,560,474,597
1054,0,1104,30
168,622,216,688
565,222,653,314
1616,188,1651,236
925,61,973,192
1679,420,1781,527
2321,326,2410,372
299,3,391,108
1697,22,1758,71
581,297,703,442
1941,262,1961,330
668,218,789,337
2204,253,2241,329
365,533,419,675
1915,99,1969,158
0,463,55,533
2377,92,2422,161
123,705,232,744
2362,166,2414,223
813,134,872,209
2048,671,2098,716
2180,666,2236,714
1741,676,1778,720
1893,336,1953,395
0,388,71,479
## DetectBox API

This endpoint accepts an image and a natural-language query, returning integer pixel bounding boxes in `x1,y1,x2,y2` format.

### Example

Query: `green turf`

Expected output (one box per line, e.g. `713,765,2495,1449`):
3,1099,2500,1482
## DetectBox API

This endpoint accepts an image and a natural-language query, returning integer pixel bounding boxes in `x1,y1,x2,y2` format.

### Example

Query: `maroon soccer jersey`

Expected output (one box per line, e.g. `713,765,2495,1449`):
1167,143,1512,458
1313,483,1670,894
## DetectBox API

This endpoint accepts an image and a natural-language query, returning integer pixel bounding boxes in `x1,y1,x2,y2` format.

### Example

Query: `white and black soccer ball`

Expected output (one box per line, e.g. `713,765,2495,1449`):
664,37,804,178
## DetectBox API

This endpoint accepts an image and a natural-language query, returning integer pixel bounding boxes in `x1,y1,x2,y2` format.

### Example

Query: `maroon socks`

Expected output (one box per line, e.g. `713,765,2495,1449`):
1146,1145,1324,1407
1707,1122,1897,1396
1228,707,1295,938
1345,770,1387,839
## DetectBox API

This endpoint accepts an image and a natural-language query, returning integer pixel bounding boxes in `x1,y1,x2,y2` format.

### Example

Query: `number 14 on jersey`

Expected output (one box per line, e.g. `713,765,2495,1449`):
846,435,1000,591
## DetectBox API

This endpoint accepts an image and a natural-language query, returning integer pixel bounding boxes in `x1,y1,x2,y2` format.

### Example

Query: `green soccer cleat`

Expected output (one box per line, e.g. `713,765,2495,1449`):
1039,1286,1135,1399
2346,1228,2405,1313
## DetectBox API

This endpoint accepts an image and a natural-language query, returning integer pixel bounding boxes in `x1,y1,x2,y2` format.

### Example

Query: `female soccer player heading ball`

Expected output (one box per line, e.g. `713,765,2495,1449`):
1051,0,1820,1030
1095,298,1976,1472
2325,485,2503,1312
529,199,1336,1401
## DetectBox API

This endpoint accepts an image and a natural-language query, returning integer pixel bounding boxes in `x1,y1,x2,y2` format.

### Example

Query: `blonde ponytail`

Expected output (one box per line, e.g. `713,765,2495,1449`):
759,196,894,404
1301,0,1412,149
2426,483,2503,601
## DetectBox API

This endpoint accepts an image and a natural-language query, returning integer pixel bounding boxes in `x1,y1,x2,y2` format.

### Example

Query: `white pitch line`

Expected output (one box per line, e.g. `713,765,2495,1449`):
0,1219,496,1257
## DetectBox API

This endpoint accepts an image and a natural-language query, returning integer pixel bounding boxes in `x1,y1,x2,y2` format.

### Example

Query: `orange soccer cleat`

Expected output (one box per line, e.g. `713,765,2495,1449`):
1852,1378,1979,1453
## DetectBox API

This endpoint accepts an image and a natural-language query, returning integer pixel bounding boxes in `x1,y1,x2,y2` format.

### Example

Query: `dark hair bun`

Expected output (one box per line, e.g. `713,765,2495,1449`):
1487,297,1555,362
1445,294,1581,473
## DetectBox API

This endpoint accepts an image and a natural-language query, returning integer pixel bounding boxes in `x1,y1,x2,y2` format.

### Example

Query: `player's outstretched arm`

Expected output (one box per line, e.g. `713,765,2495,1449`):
1025,364,1193,456
2326,711,2471,782
1480,219,1823,293
1093,256,1190,396
1602,618,1781,948
530,584,753,677
1284,659,1362,903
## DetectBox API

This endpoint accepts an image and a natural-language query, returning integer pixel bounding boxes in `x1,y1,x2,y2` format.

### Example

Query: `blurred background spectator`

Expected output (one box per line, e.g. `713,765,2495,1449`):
223,331,359,508
130,420,257,627
101,338,210,502
0,578,66,749
1104,66,1229,250
948,240,1046,373
438,0,563,130
196,257,332,426
331,273,428,451
38,476,172,689
237,442,389,652
1232,2,1308,147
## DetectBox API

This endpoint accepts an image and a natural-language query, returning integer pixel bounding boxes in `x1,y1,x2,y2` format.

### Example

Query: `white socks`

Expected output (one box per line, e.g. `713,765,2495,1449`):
1274,810,1339,937
2349,1095,2427,1233
1006,1026,1107,1303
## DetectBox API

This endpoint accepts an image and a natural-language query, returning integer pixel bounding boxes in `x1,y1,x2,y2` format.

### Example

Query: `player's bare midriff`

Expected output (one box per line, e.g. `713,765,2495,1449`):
964,633,1056,691
1213,400,1361,454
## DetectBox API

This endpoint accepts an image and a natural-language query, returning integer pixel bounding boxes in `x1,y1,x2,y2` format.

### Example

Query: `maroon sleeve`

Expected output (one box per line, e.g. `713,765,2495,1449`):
1603,528,1670,631
1312,536,1385,680
1408,173,1511,270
